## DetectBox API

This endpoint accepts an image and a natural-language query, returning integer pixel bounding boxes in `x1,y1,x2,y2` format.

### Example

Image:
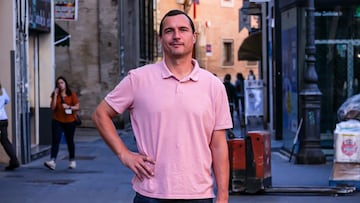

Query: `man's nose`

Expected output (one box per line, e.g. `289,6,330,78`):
173,30,181,38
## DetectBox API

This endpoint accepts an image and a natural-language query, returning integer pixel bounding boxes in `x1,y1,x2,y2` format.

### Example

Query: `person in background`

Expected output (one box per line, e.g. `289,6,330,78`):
0,82,20,171
223,74,237,130
235,73,245,126
44,76,80,170
92,9,231,203
248,69,256,80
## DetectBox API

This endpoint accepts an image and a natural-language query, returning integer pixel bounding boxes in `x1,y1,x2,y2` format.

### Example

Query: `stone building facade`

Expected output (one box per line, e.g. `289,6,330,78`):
0,0,260,164
157,0,256,78
55,0,258,127
55,0,120,127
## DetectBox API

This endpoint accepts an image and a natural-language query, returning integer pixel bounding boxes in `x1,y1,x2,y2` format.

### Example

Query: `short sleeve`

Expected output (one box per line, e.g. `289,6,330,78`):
3,88,9,104
105,74,134,114
214,81,233,130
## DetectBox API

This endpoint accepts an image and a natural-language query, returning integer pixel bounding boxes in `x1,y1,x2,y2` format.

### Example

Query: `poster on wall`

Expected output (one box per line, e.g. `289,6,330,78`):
282,28,297,133
54,0,78,21
29,0,51,32
244,80,263,116
206,44,212,56
281,7,298,150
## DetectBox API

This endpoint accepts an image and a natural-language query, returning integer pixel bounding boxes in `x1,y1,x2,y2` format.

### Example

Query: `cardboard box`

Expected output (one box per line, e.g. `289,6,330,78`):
331,162,360,181
334,120,360,163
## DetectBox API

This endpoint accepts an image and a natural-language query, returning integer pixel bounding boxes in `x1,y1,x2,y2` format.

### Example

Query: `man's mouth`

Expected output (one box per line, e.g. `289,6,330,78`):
170,42,183,46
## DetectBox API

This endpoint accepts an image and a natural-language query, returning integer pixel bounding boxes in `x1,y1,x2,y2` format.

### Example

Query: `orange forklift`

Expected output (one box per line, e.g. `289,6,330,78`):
228,131,271,194
227,130,356,195
228,80,355,195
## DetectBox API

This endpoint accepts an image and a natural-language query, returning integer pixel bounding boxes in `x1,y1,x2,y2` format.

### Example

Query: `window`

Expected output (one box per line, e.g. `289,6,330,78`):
222,39,234,66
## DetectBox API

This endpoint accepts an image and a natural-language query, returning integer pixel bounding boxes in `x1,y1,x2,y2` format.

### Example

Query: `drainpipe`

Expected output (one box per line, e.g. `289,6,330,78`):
119,0,125,79
268,1,274,136
15,0,31,163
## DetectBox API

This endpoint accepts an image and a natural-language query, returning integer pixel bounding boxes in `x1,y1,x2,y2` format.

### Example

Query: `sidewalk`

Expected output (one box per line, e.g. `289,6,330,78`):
0,127,359,203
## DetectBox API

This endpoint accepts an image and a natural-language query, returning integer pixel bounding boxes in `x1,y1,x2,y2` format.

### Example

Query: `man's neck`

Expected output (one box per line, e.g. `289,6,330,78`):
165,56,194,80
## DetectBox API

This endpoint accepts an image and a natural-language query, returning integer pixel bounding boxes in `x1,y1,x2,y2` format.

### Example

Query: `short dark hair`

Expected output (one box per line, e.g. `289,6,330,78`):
236,73,244,80
159,9,195,37
224,74,231,82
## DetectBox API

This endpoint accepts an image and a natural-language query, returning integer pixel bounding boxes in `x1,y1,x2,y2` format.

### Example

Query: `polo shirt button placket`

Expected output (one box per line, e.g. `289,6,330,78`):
176,83,183,94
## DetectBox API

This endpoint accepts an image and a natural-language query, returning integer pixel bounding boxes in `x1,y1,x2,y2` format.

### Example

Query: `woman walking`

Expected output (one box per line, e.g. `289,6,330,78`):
44,76,80,170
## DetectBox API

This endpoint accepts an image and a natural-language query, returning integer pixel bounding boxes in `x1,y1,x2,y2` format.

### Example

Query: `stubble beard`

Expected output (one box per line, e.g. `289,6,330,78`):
168,47,192,59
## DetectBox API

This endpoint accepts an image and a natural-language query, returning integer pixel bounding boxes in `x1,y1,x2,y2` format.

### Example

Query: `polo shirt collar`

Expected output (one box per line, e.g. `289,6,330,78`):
160,59,200,82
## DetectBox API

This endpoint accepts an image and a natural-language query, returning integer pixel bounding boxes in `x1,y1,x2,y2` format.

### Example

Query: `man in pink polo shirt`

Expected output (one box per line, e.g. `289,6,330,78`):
92,9,232,203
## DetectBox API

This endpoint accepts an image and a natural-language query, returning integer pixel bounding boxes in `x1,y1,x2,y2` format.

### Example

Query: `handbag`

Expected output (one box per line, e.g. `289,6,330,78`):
75,114,82,126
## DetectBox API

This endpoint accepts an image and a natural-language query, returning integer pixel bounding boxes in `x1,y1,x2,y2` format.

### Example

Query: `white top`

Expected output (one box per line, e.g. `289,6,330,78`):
0,87,10,120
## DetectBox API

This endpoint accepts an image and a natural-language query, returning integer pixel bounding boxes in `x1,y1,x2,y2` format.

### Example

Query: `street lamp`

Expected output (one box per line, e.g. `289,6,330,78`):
296,0,326,164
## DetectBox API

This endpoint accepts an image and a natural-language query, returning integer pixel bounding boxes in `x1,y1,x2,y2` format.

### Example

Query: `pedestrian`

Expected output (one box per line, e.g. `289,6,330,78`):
92,9,232,203
248,69,256,80
223,74,237,129
235,72,245,126
44,76,80,170
0,82,20,171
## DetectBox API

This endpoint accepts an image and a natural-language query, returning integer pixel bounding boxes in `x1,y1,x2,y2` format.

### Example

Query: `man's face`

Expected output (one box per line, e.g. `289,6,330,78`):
160,14,196,59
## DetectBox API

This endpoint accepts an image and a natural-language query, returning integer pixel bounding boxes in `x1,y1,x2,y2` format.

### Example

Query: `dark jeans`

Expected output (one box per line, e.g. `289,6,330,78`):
229,104,234,128
133,193,213,203
50,119,76,160
0,120,18,164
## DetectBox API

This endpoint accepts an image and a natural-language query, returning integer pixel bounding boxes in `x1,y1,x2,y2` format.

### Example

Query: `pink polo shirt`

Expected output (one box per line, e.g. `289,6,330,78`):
105,59,232,199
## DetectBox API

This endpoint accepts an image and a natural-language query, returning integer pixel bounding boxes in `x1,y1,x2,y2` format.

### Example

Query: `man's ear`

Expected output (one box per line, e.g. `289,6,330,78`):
158,35,163,50
193,33,197,44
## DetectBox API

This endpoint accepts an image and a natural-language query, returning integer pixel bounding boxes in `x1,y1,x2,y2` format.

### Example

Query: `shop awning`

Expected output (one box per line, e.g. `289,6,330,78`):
238,31,262,61
54,23,70,47
240,2,262,15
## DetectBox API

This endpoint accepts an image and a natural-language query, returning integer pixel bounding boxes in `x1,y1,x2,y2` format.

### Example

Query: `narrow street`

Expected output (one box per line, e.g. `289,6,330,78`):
0,127,359,203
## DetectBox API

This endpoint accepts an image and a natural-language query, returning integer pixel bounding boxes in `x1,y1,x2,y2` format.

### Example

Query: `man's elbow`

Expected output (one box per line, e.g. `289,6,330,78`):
93,106,104,122
92,105,102,126
92,101,115,125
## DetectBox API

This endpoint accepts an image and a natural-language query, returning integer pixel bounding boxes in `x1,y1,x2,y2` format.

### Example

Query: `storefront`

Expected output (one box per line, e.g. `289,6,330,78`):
0,0,54,165
276,0,360,151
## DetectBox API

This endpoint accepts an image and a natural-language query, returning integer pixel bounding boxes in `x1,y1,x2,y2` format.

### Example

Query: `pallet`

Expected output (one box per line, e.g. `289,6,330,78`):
329,179,360,191
265,186,356,195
